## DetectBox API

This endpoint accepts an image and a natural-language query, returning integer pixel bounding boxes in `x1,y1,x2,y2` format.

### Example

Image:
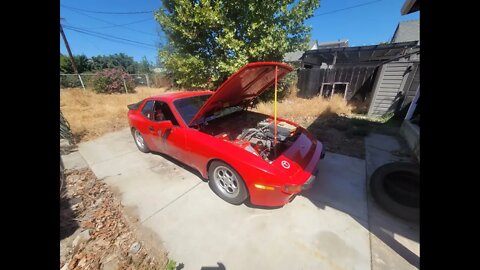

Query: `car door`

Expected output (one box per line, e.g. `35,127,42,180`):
136,100,157,150
147,101,186,161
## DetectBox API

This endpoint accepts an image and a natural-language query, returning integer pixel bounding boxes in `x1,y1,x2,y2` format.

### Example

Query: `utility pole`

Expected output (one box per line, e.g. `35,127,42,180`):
60,23,86,91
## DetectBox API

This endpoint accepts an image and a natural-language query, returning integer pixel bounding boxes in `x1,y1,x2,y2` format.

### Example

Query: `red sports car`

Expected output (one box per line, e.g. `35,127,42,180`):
127,62,325,207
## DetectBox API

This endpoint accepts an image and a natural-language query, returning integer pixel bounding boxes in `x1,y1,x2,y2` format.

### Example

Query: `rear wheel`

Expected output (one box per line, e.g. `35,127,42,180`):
208,161,248,205
132,128,150,153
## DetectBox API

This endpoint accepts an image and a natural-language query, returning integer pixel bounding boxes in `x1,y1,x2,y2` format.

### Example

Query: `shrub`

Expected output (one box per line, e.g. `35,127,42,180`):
60,75,83,88
92,68,136,94
150,73,172,88
256,71,298,103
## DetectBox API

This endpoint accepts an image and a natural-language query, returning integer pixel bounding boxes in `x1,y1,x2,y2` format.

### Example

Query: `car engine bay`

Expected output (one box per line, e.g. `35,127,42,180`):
199,110,300,162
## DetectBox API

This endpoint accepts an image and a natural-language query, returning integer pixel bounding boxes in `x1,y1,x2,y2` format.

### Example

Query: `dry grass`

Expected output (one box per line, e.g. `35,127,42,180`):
253,90,354,125
61,85,355,143
60,86,172,142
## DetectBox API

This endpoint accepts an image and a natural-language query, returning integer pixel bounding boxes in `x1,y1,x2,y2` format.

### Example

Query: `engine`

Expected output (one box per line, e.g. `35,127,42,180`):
236,119,298,161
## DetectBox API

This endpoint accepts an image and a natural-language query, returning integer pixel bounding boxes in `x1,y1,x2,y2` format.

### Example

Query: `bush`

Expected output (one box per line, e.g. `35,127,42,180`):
92,68,136,94
150,73,172,88
60,75,83,88
255,71,298,104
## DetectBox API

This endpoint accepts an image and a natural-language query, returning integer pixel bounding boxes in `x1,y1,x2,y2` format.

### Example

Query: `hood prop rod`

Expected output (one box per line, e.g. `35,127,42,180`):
274,65,278,154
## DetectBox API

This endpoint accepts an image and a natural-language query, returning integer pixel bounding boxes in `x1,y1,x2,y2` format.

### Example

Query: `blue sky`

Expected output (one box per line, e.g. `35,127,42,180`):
60,0,419,64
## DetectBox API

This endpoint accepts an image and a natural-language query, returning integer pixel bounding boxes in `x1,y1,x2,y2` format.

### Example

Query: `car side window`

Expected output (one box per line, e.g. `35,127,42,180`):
154,101,179,126
141,100,155,120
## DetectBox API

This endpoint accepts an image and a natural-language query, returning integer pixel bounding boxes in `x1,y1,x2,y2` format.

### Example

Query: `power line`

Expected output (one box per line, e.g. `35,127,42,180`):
63,25,157,48
62,25,158,50
60,4,153,15
63,8,158,37
84,18,153,30
313,0,384,17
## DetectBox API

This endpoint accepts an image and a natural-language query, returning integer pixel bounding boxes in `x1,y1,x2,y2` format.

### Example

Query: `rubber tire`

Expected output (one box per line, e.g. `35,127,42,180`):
208,161,249,205
370,162,419,222
131,128,150,153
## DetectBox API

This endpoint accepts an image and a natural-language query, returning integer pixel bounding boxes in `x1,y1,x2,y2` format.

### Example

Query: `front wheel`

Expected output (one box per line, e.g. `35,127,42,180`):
208,161,248,205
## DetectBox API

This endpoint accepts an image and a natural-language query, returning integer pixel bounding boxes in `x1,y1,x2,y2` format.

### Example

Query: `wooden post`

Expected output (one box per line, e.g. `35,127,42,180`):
60,23,86,91
145,74,150,88
123,79,128,94
344,83,349,100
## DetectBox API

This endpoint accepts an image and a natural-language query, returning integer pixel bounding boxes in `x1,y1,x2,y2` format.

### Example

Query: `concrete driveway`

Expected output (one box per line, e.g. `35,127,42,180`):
77,128,419,270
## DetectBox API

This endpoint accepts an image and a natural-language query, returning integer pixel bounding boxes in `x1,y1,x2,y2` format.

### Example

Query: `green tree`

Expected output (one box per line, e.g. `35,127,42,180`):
90,53,137,73
60,53,91,73
155,0,320,88
137,56,152,74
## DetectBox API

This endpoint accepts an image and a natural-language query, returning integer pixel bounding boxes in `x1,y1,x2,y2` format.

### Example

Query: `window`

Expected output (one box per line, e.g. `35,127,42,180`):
154,101,179,126
141,100,155,120
173,94,212,125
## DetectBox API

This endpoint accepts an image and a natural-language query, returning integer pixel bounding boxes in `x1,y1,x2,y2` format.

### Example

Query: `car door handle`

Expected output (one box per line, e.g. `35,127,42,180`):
148,126,154,132
162,128,172,140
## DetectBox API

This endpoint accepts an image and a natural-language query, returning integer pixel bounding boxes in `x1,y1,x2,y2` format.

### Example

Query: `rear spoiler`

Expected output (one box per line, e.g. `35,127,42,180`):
127,99,144,110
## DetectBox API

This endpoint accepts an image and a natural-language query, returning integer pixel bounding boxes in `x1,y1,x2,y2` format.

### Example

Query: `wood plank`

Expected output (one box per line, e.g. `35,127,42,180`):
382,71,407,76
383,73,404,77
383,77,404,82
376,92,399,97
385,67,409,72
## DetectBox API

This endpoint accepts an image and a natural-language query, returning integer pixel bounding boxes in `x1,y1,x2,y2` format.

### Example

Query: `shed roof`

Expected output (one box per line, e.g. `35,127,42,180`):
284,51,304,62
301,41,418,65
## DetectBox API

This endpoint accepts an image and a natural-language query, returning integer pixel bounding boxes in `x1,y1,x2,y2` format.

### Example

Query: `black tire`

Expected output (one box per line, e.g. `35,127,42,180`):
208,161,248,205
131,128,150,153
370,162,419,222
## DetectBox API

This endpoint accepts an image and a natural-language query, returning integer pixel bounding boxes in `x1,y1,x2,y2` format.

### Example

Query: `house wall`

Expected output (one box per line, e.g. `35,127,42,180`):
367,61,418,117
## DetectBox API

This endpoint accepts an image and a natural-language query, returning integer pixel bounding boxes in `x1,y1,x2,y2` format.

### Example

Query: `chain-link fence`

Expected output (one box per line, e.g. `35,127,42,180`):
60,73,151,89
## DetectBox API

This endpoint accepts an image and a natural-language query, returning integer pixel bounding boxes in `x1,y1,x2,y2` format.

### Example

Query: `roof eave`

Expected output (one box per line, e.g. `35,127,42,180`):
401,0,419,15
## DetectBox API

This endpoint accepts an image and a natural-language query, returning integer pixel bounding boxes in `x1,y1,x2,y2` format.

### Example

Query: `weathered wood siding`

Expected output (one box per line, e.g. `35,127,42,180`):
367,61,414,117
297,64,378,100
402,62,420,107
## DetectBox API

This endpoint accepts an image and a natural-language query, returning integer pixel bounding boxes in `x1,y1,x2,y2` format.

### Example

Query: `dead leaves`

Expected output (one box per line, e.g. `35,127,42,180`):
60,168,164,269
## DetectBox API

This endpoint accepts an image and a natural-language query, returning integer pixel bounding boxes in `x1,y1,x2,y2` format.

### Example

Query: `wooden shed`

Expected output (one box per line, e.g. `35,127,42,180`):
296,41,419,116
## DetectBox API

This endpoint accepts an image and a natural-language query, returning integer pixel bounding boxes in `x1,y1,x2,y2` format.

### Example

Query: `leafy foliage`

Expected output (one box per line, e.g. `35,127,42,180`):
60,53,152,75
155,0,320,89
92,69,136,94
60,54,91,74
90,53,138,73
137,56,153,74
60,110,75,145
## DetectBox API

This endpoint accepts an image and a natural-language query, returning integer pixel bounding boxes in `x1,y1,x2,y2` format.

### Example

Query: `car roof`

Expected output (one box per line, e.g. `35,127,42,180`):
149,90,213,102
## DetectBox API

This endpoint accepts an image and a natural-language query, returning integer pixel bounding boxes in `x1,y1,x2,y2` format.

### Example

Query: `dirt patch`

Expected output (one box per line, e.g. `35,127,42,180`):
294,114,400,159
60,168,168,269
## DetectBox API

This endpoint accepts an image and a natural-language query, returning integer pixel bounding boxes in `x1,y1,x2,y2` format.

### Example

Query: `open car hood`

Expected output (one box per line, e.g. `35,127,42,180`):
189,62,293,126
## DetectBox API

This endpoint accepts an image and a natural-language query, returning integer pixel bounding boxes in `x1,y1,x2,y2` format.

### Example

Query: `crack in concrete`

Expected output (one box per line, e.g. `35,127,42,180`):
82,149,137,166
140,181,202,224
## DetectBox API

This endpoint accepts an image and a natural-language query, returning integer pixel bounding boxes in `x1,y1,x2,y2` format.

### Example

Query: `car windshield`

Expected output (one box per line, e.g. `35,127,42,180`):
173,94,243,126
173,94,212,125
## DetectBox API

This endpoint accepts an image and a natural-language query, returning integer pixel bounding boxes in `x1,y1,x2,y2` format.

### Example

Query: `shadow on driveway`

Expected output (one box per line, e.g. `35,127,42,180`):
148,114,419,269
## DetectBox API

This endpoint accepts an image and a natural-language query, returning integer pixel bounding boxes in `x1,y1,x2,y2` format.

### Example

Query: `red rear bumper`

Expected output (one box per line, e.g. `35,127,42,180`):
248,141,324,207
